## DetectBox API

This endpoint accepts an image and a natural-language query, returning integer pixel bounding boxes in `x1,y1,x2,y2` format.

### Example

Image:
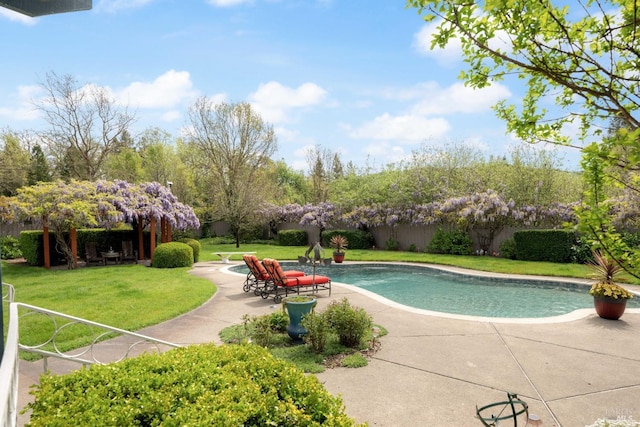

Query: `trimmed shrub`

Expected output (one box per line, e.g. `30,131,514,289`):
19,231,43,266
278,229,308,246
514,229,577,263
1,235,22,259
499,238,517,260
26,344,362,426
323,229,374,250
324,298,373,348
426,227,473,255
152,242,193,268
178,238,201,262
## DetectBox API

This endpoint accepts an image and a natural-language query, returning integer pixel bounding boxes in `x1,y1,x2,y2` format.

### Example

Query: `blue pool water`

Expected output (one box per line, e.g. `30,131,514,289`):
231,263,640,318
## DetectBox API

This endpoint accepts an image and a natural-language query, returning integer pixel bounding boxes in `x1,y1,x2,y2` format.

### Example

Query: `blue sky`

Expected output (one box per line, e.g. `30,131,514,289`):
0,0,582,172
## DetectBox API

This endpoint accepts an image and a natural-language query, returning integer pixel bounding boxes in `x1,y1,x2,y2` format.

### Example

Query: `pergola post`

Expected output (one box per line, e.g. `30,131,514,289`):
70,227,78,269
150,217,156,262
137,218,144,261
43,217,50,270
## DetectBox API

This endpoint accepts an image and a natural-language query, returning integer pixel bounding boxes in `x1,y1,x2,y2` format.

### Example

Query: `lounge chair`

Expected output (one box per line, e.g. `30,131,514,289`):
261,258,331,303
242,254,303,295
84,242,102,266
121,240,138,264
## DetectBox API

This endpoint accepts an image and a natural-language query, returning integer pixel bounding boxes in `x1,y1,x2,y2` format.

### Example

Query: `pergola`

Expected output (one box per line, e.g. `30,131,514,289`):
3,180,200,269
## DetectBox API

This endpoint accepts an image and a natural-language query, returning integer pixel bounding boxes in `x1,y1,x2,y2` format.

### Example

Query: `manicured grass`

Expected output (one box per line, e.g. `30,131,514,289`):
2,261,216,358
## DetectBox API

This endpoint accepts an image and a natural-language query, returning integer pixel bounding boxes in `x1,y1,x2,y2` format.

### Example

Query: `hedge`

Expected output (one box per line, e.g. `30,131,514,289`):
322,229,374,250
278,229,308,246
27,344,363,426
513,229,577,263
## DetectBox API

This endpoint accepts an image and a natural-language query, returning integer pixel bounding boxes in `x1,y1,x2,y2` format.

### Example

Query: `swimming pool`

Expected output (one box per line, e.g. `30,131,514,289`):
229,262,640,320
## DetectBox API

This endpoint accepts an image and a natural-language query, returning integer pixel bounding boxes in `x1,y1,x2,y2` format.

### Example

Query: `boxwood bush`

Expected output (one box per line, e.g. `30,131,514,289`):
152,242,193,268
178,237,201,262
27,344,362,426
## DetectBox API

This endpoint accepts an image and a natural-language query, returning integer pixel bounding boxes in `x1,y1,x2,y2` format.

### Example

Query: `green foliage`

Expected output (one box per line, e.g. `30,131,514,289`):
514,230,577,263
324,298,373,348
152,242,193,268
341,353,368,368
1,235,22,259
301,311,330,354
18,231,42,266
330,234,348,253
499,238,517,260
323,229,374,250
426,227,472,255
407,243,418,252
248,313,275,347
269,310,289,333
570,236,594,264
384,237,400,251
278,229,308,246
178,237,201,262
26,344,362,427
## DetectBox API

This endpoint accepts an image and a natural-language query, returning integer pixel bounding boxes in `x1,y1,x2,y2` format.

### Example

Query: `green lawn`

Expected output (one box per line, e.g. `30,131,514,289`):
2,261,215,358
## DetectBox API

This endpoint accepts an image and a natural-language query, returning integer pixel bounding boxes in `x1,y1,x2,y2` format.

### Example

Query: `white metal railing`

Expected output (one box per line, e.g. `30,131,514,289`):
15,303,181,370
0,284,181,427
1,284,18,427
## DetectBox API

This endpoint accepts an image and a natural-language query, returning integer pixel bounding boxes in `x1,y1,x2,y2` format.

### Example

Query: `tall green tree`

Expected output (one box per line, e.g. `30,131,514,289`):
0,130,30,196
27,144,53,185
186,99,276,247
408,0,640,277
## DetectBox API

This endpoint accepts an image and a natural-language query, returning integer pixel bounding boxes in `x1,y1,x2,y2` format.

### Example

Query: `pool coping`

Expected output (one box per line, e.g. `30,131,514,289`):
223,261,640,324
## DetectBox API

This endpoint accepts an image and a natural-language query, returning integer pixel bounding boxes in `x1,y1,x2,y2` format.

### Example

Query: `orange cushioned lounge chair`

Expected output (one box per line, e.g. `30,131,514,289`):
261,258,331,303
242,254,304,296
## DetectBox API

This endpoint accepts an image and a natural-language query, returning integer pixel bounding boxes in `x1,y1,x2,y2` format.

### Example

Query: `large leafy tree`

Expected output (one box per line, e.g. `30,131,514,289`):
0,130,30,196
186,99,276,247
34,72,136,181
407,0,640,277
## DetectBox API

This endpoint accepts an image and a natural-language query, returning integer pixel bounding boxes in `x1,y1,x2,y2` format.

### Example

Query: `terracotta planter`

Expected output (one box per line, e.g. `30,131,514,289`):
594,296,628,320
333,252,345,263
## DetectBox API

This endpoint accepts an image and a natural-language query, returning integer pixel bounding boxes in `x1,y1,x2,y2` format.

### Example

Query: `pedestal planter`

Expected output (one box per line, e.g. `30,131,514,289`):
594,296,628,320
284,297,317,342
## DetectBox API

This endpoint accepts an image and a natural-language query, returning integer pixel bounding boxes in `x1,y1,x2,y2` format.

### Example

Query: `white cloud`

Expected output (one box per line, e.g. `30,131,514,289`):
413,22,463,66
349,113,450,142
363,142,409,165
206,0,252,7
0,85,41,121
160,110,181,122
249,81,327,124
411,82,511,115
115,70,199,109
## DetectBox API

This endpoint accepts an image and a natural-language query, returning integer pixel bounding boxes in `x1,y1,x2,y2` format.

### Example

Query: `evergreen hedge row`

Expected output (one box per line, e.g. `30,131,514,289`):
323,229,374,250
278,229,308,246
513,229,578,263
